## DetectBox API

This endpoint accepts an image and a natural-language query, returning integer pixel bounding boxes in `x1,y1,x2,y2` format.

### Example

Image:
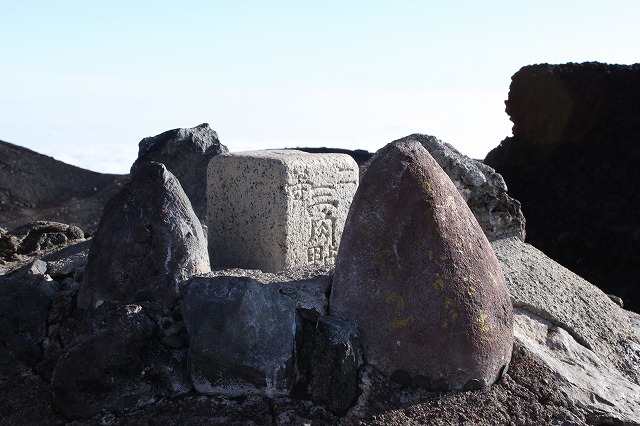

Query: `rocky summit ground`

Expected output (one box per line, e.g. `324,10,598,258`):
1,123,639,425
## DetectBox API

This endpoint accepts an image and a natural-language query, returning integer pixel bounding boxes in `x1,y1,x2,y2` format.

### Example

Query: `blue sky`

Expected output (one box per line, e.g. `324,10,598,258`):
1,1,639,173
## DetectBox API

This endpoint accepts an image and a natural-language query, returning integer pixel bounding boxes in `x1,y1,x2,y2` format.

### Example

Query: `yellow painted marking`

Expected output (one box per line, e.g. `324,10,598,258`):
421,181,433,194
449,310,459,320
477,313,490,333
388,317,415,330
439,255,447,261
386,270,394,283
385,292,404,309
384,292,415,330
432,278,444,292
373,248,392,267
442,320,448,329
444,296,454,309
359,226,373,236
427,250,434,262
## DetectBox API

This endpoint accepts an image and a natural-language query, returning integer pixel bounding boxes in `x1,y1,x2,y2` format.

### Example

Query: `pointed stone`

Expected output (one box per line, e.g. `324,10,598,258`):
329,139,513,390
77,162,210,310
132,123,228,220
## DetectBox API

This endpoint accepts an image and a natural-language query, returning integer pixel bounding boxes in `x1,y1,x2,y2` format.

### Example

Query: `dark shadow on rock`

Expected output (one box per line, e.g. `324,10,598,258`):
485,62,640,312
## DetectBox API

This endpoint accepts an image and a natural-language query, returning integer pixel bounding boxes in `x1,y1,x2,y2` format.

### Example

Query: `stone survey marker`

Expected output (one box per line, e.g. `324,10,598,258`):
207,150,358,272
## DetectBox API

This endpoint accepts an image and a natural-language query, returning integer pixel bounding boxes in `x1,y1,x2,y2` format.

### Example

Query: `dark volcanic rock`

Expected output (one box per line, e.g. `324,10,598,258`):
0,221,85,260
485,62,640,312
330,139,514,390
309,316,363,414
51,307,158,418
131,123,228,220
0,276,56,365
182,276,298,396
0,139,127,233
77,162,209,311
292,147,373,167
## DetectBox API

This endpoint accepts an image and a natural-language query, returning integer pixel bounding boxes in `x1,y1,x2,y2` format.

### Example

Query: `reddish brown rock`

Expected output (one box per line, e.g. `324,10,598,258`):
330,139,513,390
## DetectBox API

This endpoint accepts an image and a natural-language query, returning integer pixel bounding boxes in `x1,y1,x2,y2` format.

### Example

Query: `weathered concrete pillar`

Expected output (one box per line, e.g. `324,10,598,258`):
207,150,358,272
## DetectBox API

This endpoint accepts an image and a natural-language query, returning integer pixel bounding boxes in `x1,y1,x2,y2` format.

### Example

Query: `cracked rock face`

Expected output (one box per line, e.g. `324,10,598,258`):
514,309,640,425
492,236,640,385
182,276,298,397
330,139,514,390
77,162,210,311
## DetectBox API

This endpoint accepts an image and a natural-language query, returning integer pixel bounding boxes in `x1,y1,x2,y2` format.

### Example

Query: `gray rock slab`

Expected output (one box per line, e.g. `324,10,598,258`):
132,123,228,220
206,266,333,319
41,239,91,279
330,139,514,390
492,236,640,384
207,150,359,272
182,276,298,397
77,162,210,310
514,308,640,425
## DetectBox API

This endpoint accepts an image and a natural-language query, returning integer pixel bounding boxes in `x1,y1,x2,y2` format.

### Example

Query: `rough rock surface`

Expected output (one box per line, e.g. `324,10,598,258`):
331,140,514,390
131,123,228,220
208,150,358,272
493,236,640,424
514,308,640,425
77,162,210,310
485,62,640,312
0,276,56,364
492,236,640,385
412,134,526,241
182,276,298,396
309,316,363,414
0,221,85,260
0,254,591,426
40,239,91,280
51,306,158,418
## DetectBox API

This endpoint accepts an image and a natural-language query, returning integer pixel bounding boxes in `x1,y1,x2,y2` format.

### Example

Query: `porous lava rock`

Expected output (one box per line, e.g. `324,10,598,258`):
131,123,228,220
0,221,85,259
414,134,525,241
182,276,298,397
51,306,158,419
77,162,210,311
485,62,640,312
330,139,513,390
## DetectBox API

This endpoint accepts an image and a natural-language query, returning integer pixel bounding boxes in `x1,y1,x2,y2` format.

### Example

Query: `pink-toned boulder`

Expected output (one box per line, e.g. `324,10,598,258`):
329,139,513,390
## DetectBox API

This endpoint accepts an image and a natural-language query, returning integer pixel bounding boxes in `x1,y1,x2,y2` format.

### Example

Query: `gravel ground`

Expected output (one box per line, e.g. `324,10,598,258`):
1,341,586,425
